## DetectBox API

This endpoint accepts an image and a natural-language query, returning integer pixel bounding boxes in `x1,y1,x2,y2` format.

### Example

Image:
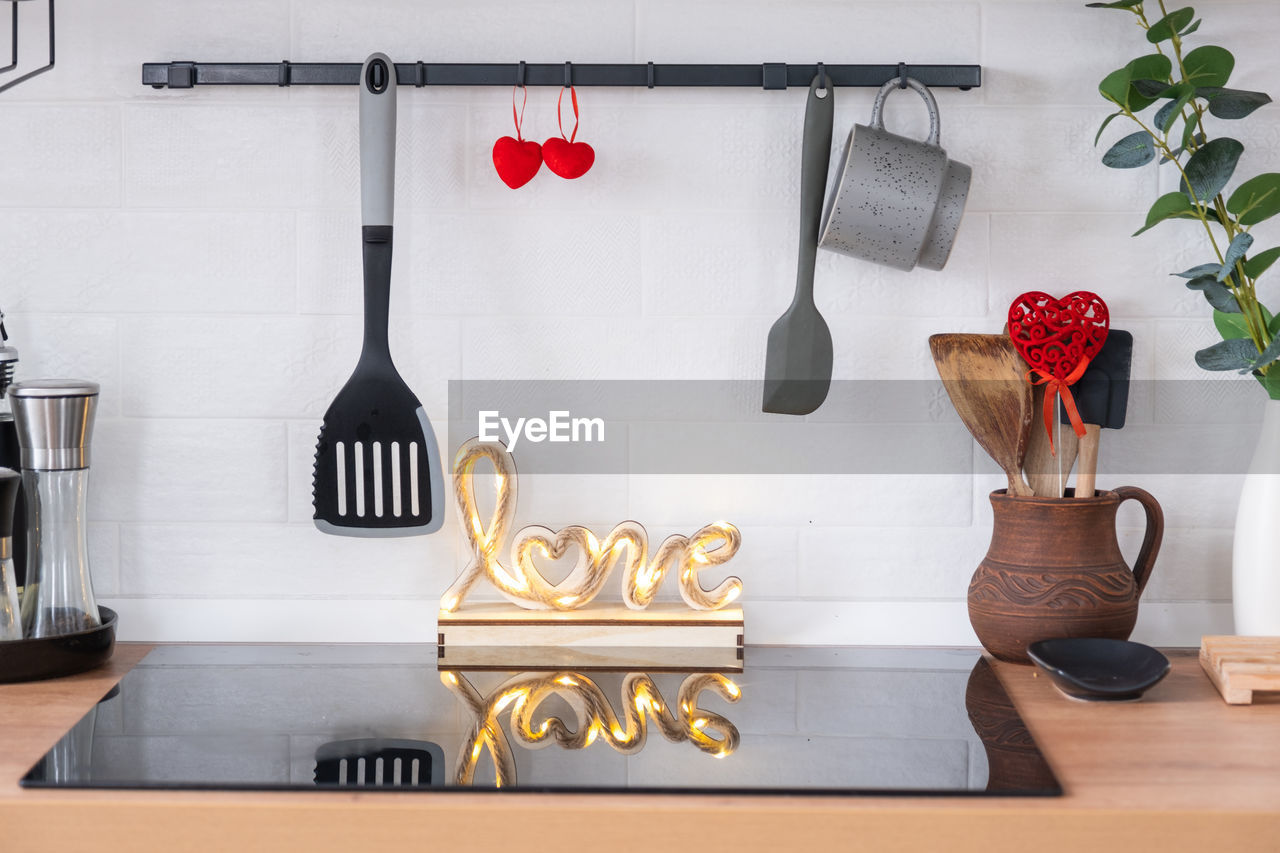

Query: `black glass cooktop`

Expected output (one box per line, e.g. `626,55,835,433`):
22,645,1060,797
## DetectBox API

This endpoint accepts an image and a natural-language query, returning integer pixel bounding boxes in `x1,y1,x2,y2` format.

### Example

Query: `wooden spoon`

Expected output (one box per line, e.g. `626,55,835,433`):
929,333,1034,497
1023,384,1079,498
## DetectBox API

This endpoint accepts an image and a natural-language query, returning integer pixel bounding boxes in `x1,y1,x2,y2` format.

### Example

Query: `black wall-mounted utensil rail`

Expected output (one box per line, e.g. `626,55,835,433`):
1,0,55,95
142,60,981,91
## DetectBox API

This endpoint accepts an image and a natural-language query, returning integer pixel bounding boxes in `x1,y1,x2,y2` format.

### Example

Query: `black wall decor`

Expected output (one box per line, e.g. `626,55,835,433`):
142,60,981,92
0,0,55,95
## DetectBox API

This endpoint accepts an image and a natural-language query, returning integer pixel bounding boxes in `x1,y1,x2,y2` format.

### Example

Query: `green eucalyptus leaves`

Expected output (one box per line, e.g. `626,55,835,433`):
1091,1,1280,397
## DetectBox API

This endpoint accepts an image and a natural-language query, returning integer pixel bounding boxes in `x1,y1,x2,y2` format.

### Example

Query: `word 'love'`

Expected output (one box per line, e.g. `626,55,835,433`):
439,438,743,612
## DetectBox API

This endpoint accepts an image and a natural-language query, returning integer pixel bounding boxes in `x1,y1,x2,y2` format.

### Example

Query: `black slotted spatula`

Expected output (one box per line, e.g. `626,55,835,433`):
312,53,444,537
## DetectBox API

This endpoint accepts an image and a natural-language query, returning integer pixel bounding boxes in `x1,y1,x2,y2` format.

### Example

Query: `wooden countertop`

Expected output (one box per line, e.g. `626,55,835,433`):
1,645,1277,852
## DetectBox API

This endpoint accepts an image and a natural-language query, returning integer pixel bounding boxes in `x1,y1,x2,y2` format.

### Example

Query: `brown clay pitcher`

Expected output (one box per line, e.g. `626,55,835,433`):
968,487,1163,663
964,658,1058,793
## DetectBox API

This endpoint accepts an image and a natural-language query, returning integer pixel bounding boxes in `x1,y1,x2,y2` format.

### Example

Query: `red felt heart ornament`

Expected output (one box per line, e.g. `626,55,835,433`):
493,86,542,189
542,137,595,179
492,136,542,189
543,85,594,180
1007,291,1110,380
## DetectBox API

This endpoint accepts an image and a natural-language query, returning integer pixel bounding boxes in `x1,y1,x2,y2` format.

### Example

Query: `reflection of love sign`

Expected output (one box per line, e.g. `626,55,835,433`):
439,438,744,613
443,669,741,787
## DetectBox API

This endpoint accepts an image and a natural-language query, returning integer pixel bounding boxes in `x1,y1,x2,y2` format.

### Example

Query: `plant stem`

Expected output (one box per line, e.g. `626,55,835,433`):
1145,3,1271,353
1124,111,1224,256
1134,6,1166,57
1116,2,1273,373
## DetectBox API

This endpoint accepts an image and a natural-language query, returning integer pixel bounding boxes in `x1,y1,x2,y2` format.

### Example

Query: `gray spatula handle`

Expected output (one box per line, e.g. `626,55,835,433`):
796,74,834,303
360,53,396,228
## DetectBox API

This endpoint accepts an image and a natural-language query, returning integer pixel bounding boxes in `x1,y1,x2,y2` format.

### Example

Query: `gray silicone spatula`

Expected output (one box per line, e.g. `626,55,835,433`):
312,53,444,537
763,74,834,415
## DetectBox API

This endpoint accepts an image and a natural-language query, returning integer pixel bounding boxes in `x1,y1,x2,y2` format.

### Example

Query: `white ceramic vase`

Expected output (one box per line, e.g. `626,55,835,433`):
1233,397,1280,635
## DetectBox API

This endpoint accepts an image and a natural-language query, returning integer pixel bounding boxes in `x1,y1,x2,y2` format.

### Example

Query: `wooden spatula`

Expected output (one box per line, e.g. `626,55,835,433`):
1023,384,1079,497
929,333,1034,497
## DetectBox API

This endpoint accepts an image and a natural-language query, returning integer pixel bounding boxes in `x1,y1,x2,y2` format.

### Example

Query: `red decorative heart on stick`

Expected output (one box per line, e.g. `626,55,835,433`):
1008,291,1110,379
1007,291,1110,452
542,137,594,179
492,136,542,189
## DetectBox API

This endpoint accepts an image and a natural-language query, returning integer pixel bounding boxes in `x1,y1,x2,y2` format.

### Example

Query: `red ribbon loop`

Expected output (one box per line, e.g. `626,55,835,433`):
556,85,580,143
511,85,529,142
1025,355,1092,455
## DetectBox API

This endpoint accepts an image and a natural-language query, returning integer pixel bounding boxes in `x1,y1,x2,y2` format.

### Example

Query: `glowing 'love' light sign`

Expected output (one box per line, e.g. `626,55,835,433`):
439,438,743,613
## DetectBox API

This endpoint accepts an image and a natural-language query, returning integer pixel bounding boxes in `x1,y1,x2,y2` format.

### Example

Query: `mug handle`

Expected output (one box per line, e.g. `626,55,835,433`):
869,76,941,147
1113,486,1164,595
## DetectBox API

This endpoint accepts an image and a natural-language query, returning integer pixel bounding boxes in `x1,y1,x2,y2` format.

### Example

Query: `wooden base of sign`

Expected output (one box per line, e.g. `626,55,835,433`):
1200,635,1280,705
437,602,744,670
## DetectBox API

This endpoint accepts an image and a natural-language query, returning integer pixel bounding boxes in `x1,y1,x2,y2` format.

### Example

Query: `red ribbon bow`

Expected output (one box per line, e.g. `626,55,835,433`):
1025,355,1092,455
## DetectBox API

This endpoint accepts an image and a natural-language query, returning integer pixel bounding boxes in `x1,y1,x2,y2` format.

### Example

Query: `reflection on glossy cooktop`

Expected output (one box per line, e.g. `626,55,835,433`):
22,645,1060,796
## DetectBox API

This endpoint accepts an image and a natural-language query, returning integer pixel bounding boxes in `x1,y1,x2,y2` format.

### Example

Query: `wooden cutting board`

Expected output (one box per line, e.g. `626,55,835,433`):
1200,635,1280,704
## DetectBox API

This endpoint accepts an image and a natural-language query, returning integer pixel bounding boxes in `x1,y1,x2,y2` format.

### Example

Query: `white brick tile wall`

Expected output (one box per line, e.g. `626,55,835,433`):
2,313,120,413
958,106,1158,213
460,316,768,379
0,211,297,314
89,523,121,597
120,315,459,419
627,474,972,528
411,212,644,316
92,419,288,523
293,0,637,65
799,526,987,600
118,522,460,598
1,0,1268,643
635,1,981,66
0,107,122,207
983,2,1136,106
989,214,1205,321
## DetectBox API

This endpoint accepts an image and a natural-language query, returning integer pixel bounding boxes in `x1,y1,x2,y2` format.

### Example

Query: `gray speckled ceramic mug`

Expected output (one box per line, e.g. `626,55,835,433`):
819,77,961,272
917,158,972,271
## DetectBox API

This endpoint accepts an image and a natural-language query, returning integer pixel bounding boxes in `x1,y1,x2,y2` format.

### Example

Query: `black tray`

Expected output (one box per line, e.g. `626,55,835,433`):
0,606,117,683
